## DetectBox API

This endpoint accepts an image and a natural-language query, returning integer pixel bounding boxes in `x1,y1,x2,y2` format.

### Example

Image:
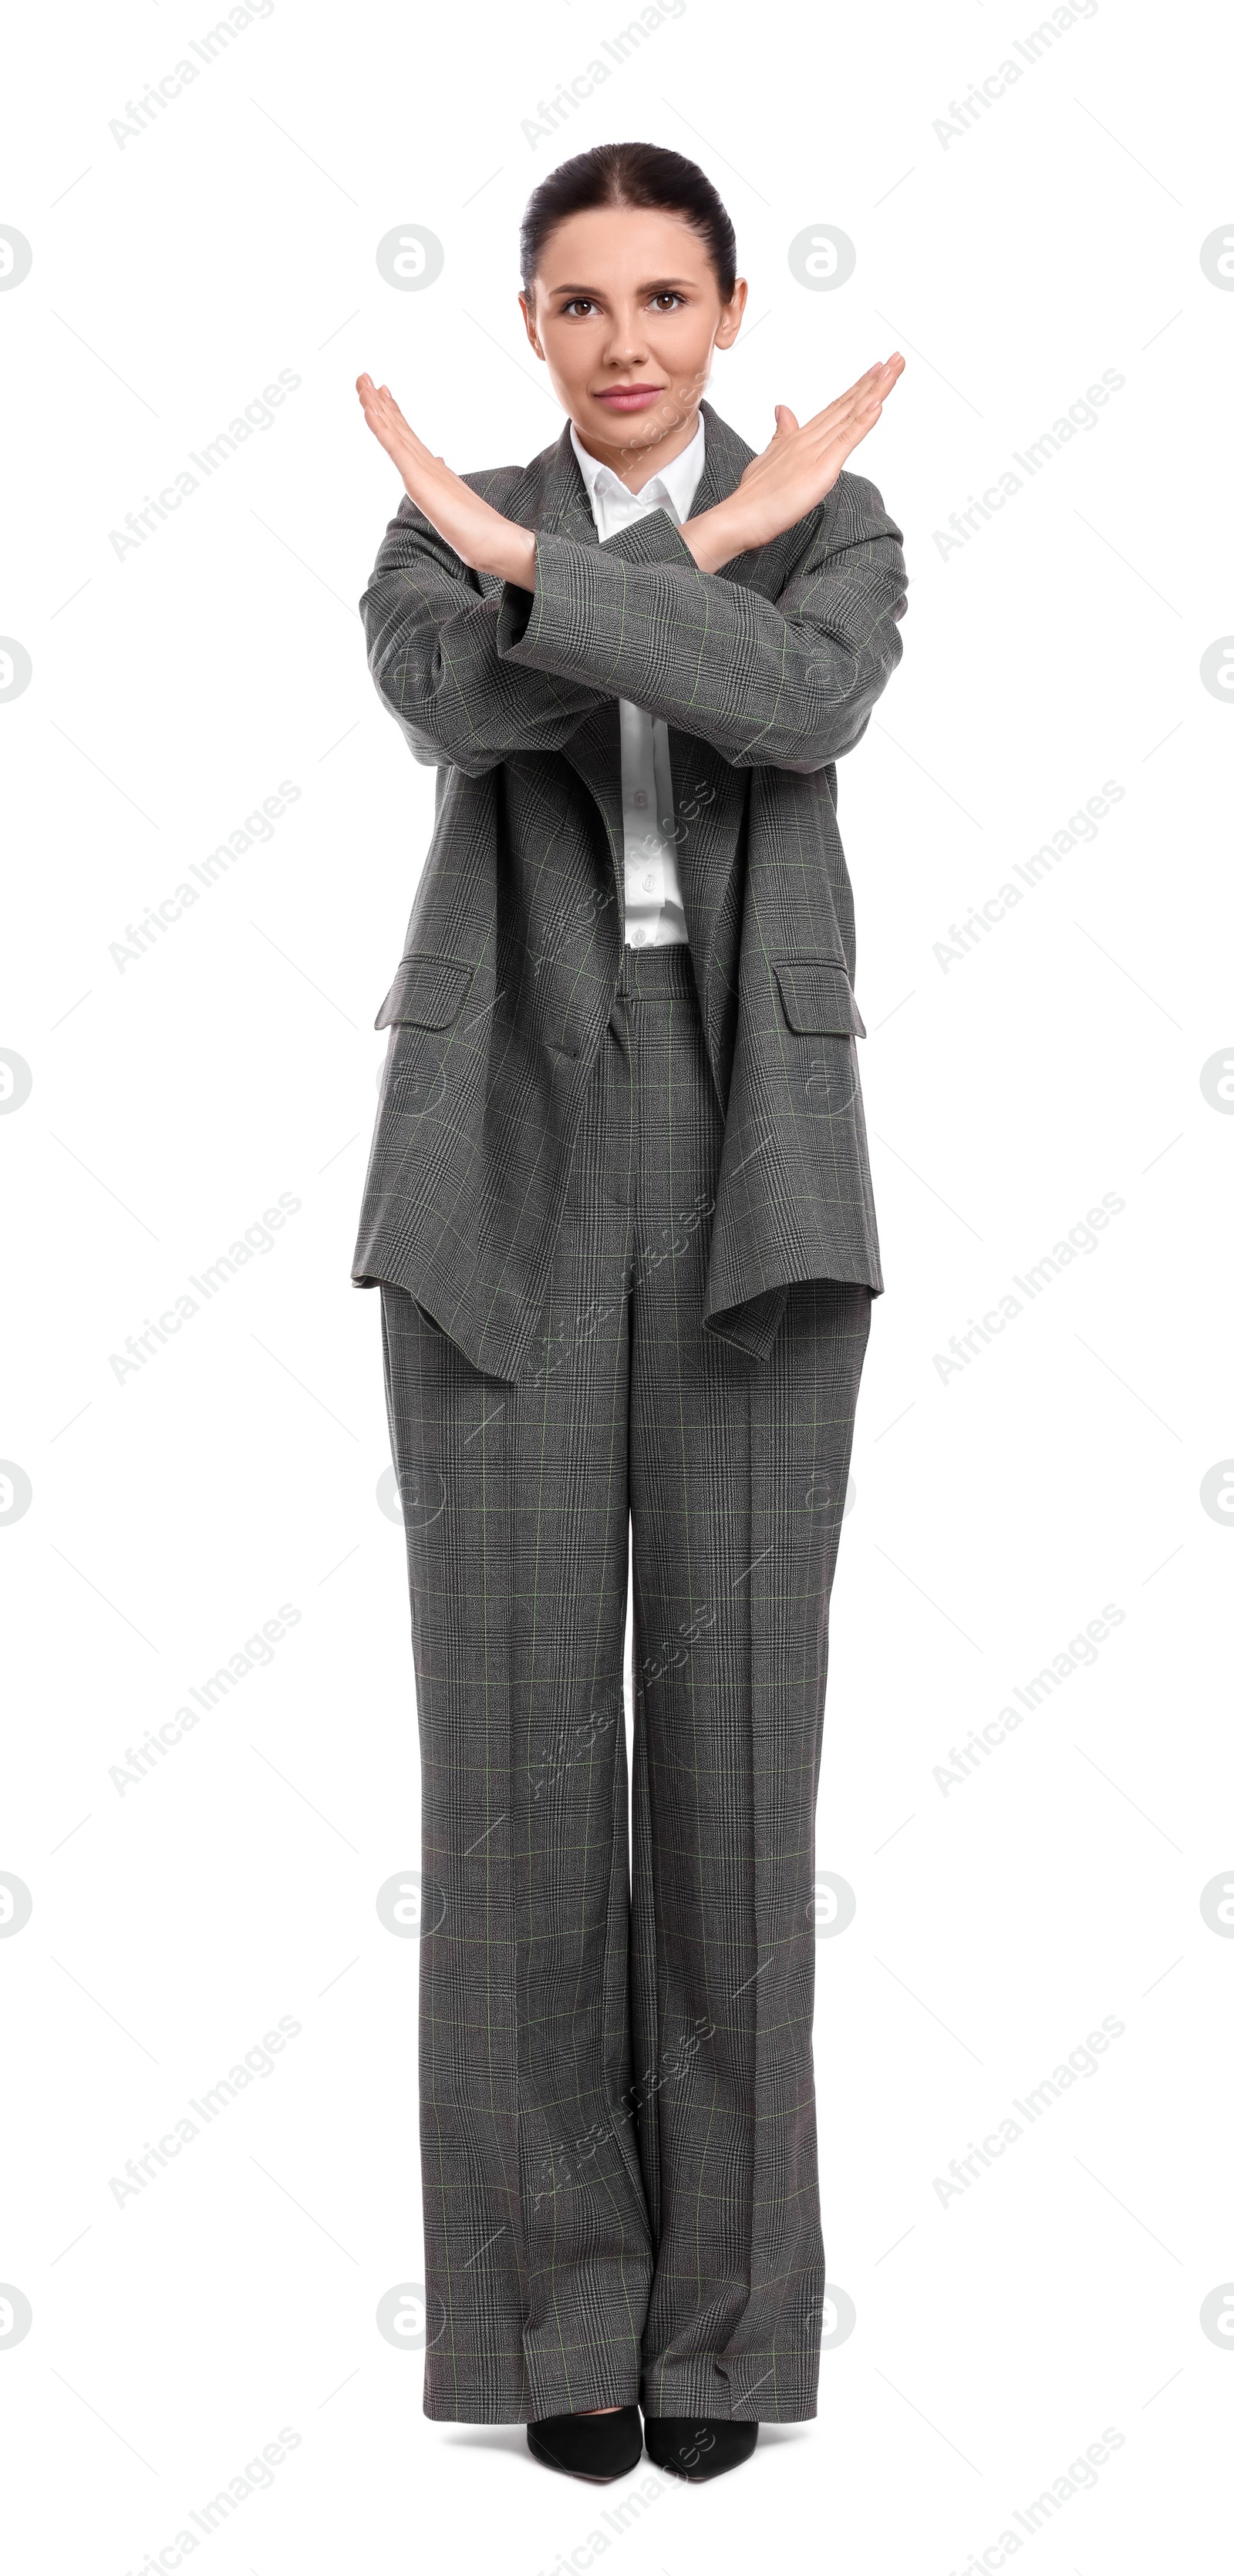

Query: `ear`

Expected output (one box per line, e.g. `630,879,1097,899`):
713,276,748,351
518,290,545,360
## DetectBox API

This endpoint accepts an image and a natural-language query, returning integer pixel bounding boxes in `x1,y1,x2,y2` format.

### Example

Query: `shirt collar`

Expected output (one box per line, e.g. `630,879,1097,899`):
570,411,706,524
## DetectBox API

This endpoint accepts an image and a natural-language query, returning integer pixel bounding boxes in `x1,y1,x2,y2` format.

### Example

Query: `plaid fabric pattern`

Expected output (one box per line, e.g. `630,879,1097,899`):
380,943,872,2423
353,400,908,1382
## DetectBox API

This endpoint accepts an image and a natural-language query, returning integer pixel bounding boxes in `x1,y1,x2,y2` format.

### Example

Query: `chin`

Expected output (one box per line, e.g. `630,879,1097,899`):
589,404,672,437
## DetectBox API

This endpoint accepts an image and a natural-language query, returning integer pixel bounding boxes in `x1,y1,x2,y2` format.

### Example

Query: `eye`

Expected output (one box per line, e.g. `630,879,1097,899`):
561,298,598,318
649,291,685,311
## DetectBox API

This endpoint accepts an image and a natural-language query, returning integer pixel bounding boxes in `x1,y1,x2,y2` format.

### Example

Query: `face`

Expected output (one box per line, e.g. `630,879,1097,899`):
519,204,746,483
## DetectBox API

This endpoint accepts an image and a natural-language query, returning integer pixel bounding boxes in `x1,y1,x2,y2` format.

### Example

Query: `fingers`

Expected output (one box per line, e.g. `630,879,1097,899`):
356,372,435,473
801,364,882,433
750,354,906,476
821,396,887,476
828,361,896,421
356,372,406,422
801,355,904,439
358,375,396,422
356,372,392,423
754,402,800,464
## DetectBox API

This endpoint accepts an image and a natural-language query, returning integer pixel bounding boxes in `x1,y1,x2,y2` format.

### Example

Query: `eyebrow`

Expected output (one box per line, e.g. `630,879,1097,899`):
545,277,697,296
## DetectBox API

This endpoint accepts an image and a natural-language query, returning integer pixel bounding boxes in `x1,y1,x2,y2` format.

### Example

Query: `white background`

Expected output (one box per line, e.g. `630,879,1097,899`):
2,0,1232,2568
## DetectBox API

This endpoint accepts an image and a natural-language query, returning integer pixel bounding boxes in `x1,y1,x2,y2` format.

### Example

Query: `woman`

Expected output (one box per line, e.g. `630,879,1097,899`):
353,141,907,2484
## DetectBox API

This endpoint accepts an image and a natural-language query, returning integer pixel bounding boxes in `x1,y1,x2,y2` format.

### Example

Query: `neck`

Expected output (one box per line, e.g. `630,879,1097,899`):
571,404,702,495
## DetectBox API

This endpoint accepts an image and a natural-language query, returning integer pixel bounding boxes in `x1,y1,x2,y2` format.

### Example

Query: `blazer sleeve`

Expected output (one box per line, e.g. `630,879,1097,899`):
360,491,612,776
494,470,908,774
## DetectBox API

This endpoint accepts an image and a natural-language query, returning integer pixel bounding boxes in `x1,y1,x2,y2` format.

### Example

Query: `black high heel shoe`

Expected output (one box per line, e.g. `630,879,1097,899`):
527,2406,643,2482
642,2416,758,2480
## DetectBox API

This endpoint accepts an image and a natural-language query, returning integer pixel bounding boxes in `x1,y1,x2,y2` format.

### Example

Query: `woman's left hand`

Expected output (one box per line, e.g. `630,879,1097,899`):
357,375,536,588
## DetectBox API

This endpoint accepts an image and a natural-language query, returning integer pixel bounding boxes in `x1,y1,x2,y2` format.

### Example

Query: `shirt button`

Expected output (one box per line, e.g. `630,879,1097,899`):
642,872,655,890
631,927,646,945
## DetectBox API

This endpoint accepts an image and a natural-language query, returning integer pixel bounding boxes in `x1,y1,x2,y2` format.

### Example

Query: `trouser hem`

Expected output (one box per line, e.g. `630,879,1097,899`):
638,2363,819,2423
423,2380,642,2425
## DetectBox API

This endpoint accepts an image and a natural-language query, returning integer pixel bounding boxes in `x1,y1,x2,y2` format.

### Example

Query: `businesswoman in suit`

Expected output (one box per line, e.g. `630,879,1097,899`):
354,142,906,2483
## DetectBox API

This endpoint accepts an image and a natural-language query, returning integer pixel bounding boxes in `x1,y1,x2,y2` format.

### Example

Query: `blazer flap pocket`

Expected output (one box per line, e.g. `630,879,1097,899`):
375,953,477,1031
774,960,866,1038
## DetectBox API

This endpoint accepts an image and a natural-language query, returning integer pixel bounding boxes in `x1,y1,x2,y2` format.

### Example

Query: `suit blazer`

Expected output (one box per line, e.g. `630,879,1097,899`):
352,397,908,1382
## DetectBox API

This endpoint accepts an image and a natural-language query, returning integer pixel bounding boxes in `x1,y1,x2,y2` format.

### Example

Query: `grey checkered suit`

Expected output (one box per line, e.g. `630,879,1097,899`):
358,403,906,2423
352,399,907,1380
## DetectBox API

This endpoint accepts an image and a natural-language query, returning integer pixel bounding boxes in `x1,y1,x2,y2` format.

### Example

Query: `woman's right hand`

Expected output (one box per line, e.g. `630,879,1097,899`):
680,355,905,571
357,374,537,588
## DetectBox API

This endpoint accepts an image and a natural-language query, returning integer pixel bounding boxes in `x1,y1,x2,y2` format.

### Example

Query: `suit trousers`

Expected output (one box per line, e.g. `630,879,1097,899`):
379,939,872,2423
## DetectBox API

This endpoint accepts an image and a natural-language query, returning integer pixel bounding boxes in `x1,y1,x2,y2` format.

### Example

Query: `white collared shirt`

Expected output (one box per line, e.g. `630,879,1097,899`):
570,413,706,948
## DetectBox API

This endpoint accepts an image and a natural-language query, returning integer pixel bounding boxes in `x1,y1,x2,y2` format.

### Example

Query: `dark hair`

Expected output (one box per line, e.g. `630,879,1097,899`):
520,142,737,301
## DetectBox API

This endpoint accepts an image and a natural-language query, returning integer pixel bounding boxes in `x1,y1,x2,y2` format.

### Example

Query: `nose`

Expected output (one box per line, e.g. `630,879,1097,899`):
601,306,652,369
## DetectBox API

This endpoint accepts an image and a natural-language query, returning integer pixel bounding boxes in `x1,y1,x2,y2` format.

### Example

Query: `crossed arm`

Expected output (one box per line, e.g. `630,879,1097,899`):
360,501,614,776
495,483,908,773
358,362,908,777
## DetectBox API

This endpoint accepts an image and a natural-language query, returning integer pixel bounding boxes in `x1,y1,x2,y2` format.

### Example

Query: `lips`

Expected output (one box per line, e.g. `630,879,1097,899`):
593,385,665,412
